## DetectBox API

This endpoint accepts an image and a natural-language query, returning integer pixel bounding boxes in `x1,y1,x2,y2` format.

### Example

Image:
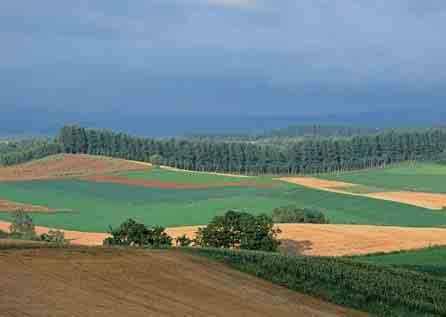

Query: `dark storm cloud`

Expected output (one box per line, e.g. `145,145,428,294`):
1,0,445,116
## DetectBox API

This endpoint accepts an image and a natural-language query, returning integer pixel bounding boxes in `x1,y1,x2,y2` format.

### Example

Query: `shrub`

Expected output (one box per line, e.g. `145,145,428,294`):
9,209,36,240
175,234,193,247
0,229,8,239
272,205,328,224
104,218,172,248
195,210,281,252
39,230,69,245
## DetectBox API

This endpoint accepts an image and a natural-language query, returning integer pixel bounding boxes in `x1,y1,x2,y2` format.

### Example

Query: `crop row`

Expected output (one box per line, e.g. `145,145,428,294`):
188,248,446,316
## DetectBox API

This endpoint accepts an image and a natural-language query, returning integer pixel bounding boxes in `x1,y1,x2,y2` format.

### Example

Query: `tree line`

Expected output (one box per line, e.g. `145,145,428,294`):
0,138,62,166
58,125,446,174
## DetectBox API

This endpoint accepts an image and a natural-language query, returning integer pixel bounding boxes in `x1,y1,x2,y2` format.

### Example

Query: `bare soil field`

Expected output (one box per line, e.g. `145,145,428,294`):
0,154,149,181
0,199,54,213
279,177,446,210
0,247,366,317
3,221,446,256
83,175,277,189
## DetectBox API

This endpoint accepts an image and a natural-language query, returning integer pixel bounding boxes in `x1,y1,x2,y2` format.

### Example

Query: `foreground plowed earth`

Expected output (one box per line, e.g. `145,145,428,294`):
0,247,366,317
0,154,150,181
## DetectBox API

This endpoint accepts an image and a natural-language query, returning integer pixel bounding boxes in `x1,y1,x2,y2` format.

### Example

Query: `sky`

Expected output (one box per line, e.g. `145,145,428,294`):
1,0,446,123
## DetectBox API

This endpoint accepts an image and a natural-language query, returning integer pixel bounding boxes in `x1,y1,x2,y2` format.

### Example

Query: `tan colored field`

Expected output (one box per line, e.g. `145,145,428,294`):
279,177,446,210
3,221,446,256
0,154,150,181
166,224,446,256
160,165,251,178
0,247,366,317
367,191,446,210
0,199,54,213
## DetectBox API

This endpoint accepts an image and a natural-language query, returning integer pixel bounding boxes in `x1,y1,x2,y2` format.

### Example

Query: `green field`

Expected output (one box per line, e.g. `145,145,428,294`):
321,163,446,193
113,168,261,184
351,246,446,279
2,169,446,231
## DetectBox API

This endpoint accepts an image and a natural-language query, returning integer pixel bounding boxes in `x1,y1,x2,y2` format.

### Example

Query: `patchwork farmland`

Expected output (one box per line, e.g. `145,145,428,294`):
2,152,446,316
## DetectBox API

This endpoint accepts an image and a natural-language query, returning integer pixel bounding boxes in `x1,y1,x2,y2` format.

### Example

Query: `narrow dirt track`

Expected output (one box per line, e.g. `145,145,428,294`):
3,221,446,256
0,199,54,213
279,177,446,210
0,247,366,317
82,175,277,189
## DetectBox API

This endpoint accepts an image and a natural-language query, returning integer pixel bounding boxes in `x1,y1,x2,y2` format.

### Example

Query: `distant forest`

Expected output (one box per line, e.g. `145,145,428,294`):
2,125,446,174
186,125,382,142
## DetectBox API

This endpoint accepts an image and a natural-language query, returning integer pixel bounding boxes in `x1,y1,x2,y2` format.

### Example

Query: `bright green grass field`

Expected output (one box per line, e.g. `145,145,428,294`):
321,163,446,193
351,246,446,279
113,168,265,184
2,176,446,232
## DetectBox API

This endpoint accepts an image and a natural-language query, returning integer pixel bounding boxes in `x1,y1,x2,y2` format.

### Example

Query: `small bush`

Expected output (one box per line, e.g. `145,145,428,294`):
195,210,281,252
272,205,328,224
9,209,36,240
175,234,193,247
39,230,69,245
0,229,8,239
104,218,172,248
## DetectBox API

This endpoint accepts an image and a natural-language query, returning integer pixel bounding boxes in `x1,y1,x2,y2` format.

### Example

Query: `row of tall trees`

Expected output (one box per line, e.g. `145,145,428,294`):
59,125,446,175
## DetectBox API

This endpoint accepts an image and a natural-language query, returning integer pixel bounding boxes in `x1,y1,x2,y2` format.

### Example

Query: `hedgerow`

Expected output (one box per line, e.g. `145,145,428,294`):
187,248,446,316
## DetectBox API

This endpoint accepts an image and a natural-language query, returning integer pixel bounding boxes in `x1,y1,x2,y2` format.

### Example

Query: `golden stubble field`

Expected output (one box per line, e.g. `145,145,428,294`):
2,221,446,256
279,177,446,210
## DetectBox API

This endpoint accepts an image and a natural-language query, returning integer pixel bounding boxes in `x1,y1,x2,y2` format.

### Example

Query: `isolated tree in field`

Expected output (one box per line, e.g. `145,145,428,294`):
9,209,36,239
149,154,164,167
195,210,281,252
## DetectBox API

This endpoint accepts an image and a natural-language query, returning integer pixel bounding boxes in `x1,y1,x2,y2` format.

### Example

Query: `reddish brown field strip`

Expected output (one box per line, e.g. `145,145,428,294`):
279,177,446,210
0,199,54,213
0,247,366,317
3,221,446,256
0,154,150,181
83,175,277,189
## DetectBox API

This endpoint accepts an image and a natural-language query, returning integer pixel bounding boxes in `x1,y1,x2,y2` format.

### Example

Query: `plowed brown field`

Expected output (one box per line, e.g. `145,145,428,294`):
0,199,54,212
0,154,150,181
279,177,446,210
3,221,446,256
0,247,366,317
83,175,277,189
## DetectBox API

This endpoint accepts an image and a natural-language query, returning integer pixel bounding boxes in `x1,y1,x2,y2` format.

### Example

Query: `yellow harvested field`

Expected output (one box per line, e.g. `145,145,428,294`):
160,165,251,178
279,177,446,210
166,224,446,256
278,177,355,189
367,191,446,210
4,221,444,256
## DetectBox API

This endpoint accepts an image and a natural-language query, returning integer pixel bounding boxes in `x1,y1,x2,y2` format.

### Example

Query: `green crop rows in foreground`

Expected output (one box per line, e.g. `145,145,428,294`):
187,248,446,316
2,177,446,232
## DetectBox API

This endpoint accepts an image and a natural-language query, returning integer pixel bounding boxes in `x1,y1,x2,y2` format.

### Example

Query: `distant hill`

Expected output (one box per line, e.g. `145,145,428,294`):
1,107,446,138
